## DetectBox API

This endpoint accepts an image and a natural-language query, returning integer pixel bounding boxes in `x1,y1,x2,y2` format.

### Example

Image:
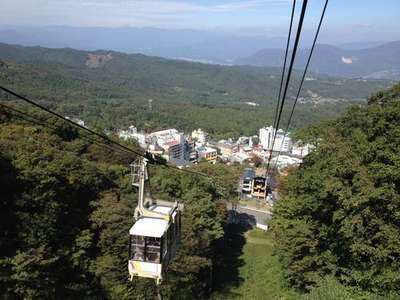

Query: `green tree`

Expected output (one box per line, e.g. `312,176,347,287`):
271,83,400,296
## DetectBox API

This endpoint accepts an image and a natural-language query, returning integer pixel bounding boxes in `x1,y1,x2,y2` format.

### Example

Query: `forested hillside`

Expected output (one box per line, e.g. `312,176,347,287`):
0,43,392,138
0,105,242,298
271,83,400,298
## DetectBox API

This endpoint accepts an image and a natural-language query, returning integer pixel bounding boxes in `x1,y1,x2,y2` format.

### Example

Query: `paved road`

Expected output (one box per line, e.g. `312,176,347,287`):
236,205,272,224
227,202,272,226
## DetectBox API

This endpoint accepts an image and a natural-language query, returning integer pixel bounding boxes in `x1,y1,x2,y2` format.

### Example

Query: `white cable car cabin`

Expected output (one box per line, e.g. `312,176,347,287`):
128,204,181,283
128,157,182,284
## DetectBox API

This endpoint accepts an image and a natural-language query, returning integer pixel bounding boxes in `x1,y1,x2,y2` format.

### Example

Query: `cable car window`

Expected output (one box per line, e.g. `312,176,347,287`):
131,235,145,261
145,237,161,263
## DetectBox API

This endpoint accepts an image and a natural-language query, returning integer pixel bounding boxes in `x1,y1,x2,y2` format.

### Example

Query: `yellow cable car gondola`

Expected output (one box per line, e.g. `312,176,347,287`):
128,157,181,284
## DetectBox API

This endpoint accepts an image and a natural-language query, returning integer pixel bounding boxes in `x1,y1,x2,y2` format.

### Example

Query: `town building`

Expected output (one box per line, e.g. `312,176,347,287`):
118,126,198,166
197,146,217,163
230,151,251,163
185,139,198,163
148,129,185,163
240,168,268,200
237,136,250,145
191,128,208,145
271,155,302,171
241,168,255,195
118,125,147,146
163,141,183,162
216,140,238,158
149,129,181,147
259,126,292,152
147,143,164,156
189,149,198,163
251,168,267,199
252,176,267,199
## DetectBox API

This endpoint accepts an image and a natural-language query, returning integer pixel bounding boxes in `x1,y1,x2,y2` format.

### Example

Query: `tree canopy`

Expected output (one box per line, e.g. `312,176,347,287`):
0,106,238,299
271,83,400,297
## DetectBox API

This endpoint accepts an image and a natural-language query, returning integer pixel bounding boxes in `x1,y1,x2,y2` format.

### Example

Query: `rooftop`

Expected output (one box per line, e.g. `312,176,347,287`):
243,168,255,179
150,129,179,136
149,205,173,215
129,217,169,238
197,146,217,154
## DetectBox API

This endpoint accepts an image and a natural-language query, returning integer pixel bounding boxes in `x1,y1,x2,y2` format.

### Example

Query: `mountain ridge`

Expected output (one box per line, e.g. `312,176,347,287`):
236,41,400,80
2,25,396,66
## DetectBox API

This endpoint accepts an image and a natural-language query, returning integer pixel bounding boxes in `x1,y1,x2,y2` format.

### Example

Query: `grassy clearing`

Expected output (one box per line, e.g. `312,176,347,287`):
212,226,299,300
212,226,395,300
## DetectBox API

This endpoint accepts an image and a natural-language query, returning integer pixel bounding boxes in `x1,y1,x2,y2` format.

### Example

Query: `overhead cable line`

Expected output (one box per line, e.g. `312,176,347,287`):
0,103,51,128
266,0,296,180
271,0,296,138
0,85,145,159
1,102,210,180
0,86,209,178
269,0,329,182
0,102,137,156
0,103,122,159
265,0,309,178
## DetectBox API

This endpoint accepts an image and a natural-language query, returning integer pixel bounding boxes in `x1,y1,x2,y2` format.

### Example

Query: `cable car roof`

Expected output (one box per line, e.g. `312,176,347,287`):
149,205,173,215
129,217,169,238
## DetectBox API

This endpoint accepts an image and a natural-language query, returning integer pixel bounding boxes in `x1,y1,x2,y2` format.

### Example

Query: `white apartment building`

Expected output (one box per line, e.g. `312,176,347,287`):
259,126,292,152
118,125,147,145
149,129,187,164
191,128,208,144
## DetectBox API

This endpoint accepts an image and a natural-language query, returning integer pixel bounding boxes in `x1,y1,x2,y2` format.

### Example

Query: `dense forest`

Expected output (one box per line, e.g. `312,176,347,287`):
0,43,393,139
0,105,243,299
271,83,400,298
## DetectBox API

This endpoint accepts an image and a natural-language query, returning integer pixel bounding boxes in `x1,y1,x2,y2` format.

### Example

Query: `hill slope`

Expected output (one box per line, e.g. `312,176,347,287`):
271,83,400,296
0,43,393,138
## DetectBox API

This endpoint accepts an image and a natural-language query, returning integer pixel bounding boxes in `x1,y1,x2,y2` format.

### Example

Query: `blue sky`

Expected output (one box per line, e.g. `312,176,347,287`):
1,0,400,42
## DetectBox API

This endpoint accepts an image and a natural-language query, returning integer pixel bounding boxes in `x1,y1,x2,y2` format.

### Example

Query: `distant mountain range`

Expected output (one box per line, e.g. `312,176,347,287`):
0,26,288,65
236,41,400,80
1,25,398,78
0,42,393,110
